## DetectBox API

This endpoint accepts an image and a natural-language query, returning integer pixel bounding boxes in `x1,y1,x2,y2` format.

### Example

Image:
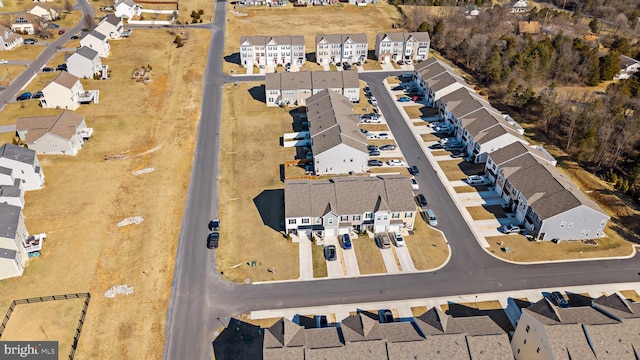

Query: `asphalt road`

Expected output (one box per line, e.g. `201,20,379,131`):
163,12,640,360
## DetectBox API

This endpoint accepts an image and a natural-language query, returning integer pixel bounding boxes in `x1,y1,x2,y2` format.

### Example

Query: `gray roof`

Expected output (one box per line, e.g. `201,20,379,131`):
241,35,304,47
311,71,344,89
545,324,597,360
265,71,359,92
466,334,513,360
316,33,367,45
307,90,366,155
264,318,305,348
0,143,36,165
0,166,12,176
379,321,424,343
415,307,506,336
116,0,137,7
306,340,387,360
460,107,507,137
487,142,533,165
263,346,304,360
439,87,490,119
304,327,343,349
284,175,417,218
265,72,281,91
0,202,22,240
83,30,107,41
0,179,22,198
424,71,468,94
102,13,121,26
414,56,439,72
526,298,618,326
593,293,640,320
340,313,385,342
75,46,99,60
0,248,17,260
584,318,640,359
281,72,312,91
376,32,430,44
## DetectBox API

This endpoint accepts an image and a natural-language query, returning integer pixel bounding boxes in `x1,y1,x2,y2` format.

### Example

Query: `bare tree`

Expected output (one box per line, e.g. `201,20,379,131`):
64,0,74,13
83,14,95,31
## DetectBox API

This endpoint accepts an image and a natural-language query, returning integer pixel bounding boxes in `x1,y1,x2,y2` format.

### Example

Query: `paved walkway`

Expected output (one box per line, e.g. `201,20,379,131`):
0,125,16,133
292,234,314,280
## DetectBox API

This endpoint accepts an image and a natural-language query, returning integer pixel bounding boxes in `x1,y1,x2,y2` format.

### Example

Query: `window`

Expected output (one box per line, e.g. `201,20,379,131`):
600,219,607,227
560,222,566,228
525,325,530,333
568,222,573,228
301,218,310,224
288,219,296,225
364,212,373,220
392,213,400,219
353,215,361,221
405,212,413,218
383,214,388,220
327,218,334,225
315,217,321,224
340,215,348,222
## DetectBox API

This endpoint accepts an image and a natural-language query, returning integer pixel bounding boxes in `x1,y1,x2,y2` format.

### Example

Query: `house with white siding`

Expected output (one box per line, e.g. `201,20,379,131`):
11,14,41,35
16,111,93,156
414,57,471,106
315,33,367,65
265,71,359,107
240,35,306,68
0,167,25,208
375,32,430,64
284,175,417,237
94,14,124,39
0,203,29,280
28,4,59,21
80,30,110,57
66,46,103,79
0,25,23,50
40,72,99,110
306,90,367,175
0,143,45,191
114,0,142,19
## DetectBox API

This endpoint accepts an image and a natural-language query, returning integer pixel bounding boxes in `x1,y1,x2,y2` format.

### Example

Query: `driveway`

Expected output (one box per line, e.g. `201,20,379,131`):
324,236,344,278
380,247,401,274
394,246,417,272
292,234,313,280
341,245,360,277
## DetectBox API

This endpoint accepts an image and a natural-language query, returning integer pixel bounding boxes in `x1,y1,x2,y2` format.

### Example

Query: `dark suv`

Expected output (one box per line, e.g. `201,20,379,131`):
207,232,219,249
16,92,32,101
416,194,428,207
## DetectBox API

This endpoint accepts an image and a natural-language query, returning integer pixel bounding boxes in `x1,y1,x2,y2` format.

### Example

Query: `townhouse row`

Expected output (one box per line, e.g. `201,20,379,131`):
239,31,430,67
414,58,609,241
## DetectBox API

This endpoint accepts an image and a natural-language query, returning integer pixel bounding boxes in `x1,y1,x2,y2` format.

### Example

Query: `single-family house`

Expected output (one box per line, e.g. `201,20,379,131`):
488,144,609,241
414,57,471,106
66,46,103,79
0,203,29,280
114,0,142,19
315,33,368,65
509,0,528,13
240,35,306,68
28,4,59,21
40,72,99,110
265,71,359,107
375,32,430,64
0,143,45,191
0,178,25,209
94,14,124,39
11,14,42,35
615,55,640,80
16,111,93,156
284,175,417,236
511,294,640,359
0,25,23,50
306,90,368,175
80,30,110,57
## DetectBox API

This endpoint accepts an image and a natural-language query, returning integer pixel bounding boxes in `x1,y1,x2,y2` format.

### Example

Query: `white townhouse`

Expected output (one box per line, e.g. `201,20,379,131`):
0,25,23,51
28,4,59,21
315,33,368,65
0,143,45,191
240,35,306,68
375,32,430,64
265,71,359,107
306,90,368,175
114,0,142,19
435,86,491,130
0,167,25,209
284,175,417,237
94,14,124,39
80,30,110,57
66,46,103,79
16,111,93,156
414,58,471,106
0,203,30,280
40,72,99,110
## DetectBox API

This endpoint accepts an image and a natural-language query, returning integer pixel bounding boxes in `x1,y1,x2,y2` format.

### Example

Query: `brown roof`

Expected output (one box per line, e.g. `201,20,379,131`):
466,334,513,360
340,313,385,342
16,110,84,143
439,87,490,119
316,33,367,45
379,321,424,343
306,340,387,360
51,71,80,89
376,32,430,44
265,71,359,92
264,318,305,348
304,327,343,349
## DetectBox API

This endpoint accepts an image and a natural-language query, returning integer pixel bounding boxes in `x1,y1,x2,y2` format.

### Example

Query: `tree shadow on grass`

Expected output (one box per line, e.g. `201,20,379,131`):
248,85,266,103
224,52,241,66
253,189,284,233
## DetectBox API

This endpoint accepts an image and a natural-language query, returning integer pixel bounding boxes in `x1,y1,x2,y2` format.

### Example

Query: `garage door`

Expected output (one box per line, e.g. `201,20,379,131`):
374,225,386,233
389,224,401,232
338,227,350,235
384,55,391,64
324,228,336,237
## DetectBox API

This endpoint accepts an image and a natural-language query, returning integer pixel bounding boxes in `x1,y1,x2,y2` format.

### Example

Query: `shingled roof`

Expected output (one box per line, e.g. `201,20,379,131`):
16,111,84,143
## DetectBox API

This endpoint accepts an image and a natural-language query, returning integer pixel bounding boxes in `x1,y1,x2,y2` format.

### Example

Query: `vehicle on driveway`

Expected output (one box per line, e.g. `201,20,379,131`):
410,177,419,190
285,63,291,72
429,143,444,150
366,132,378,139
363,117,381,124
206,232,219,249
380,144,396,151
551,291,569,308
368,160,383,166
377,133,389,139
416,194,428,207
369,149,380,156
49,23,60,28
24,38,38,44
340,234,352,250
398,97,411,102
71,35,79,40
391,232,405,247
467,175,487,185
16,92,32,101
58,30,65,35
380,309,394,323
208,218,220,231
408,165,419,175
0,59,8,64
343,63,352,71
412,95,423,101
500,224,522,234
370,97,378,106
32,91,44,99
386,159,405,167
325,245,337,261
56,64,67,71
42,67,54,72
377,233,391,249
367,145,378,151
316,315,328,328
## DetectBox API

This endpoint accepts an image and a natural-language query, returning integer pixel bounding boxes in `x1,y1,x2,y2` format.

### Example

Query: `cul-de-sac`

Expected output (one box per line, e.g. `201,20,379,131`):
0,0,640,358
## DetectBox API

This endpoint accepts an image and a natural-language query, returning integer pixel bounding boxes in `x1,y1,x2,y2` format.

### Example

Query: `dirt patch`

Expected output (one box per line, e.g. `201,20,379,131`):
353,236,386,274
466,205,508,221
619,290,640,302
454,185,489,193
404,219,449,270
312,243,328,278
420,133,439,142
360,124,389,132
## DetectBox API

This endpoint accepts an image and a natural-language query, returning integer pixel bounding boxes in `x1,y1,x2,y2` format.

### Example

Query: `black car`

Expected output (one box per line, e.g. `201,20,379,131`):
408,165,419,175
316,315,328,328
367,145,378,151
208,218,220,231
325,245,337,261
343,63,352,71
416,194,428,207
71,35,80,40
206,232,219,249
56,64,67,71
16,92,32,101
381,309,394,323
368,160,383,166
430,143,444,149
32,91,44,99
369,150,380,156
24,38,38,44
551,291,569,308
380,144,396,151
42,67,54,72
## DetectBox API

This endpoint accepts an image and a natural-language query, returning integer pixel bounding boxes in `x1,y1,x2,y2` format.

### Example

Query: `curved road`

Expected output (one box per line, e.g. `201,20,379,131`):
163,2,640,359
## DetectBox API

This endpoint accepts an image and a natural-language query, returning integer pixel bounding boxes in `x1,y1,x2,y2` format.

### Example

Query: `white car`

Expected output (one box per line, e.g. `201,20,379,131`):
377,133,389,139
0,59,8,64
364,118,382,124
500,224,522,234
467,175,487,185
366,132,378,139
410,177,419,190
391,232,405,247
387,159,406,167
439,137,455,145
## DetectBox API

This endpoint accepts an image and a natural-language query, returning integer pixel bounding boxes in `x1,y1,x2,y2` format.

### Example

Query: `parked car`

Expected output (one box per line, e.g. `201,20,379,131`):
386,159,405,167
429,143,444,150
412,95,423,101
71,35,80,40
397,60,404,65
370,97,378,106
58,30,65,35
31,91,44,99
363,86,370,93
206,232,219,249
438,137,456,145
551,291,569,308
361,128,369,134
377,133,389,139
451,151,466,158
500,224,521,234
56,64,67,71
368,159,383,167
369,149,380,156
364,117,382,124
366,132,378,139
340,234,352,250
0,59,8,64
410,177,419,190
408,165,419,175
42,67,54,72
426,209,438,226
316,315,328,328
416,194,428,207
16,92,32,101
398,97,411,102
435,125,452,133
343,63,352,71
208,218,220,231
381,309,394,323
377,233,391,249
325,245,337,261
367,145,378,151
49,23,60,28
391,232,405,247
400,73,413,79
467,175,487,185
380,144,396,151
24,38,38,44
285,63,291,72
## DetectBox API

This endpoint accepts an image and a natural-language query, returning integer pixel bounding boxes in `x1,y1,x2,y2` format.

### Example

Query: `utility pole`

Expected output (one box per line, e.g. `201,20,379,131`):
6,68,12,82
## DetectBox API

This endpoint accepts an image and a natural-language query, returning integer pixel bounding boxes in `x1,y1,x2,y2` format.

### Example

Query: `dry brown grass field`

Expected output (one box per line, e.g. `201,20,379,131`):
404,218,448,270
0,28,210,360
